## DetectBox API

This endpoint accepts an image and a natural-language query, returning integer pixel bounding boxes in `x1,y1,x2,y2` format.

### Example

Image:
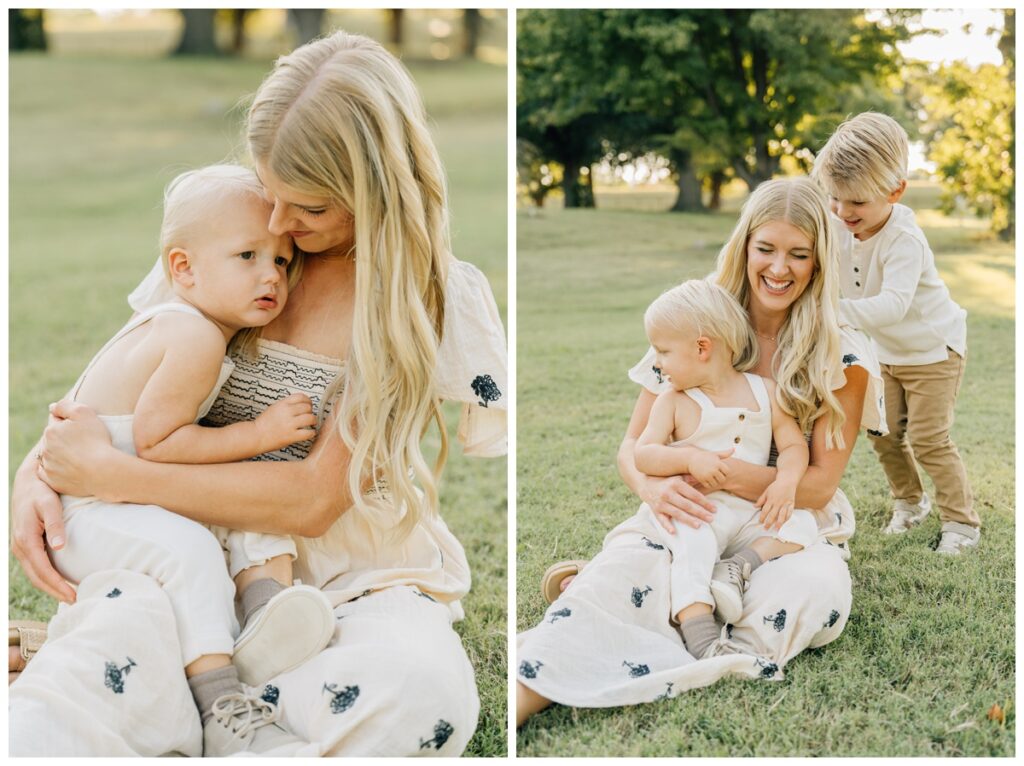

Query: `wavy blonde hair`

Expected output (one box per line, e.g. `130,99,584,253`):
713,177,846,448
247,31,452,540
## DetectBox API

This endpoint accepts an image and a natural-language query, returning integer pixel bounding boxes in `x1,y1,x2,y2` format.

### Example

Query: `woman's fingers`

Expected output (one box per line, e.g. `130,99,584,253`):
654,511,676,534
13,522,76,604
9,646,27,674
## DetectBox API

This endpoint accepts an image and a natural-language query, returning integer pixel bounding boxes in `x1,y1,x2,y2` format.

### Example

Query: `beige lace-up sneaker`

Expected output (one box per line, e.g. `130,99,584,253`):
882,494,932,534
935,521,980,555
204,690,312,756
709,559,750,625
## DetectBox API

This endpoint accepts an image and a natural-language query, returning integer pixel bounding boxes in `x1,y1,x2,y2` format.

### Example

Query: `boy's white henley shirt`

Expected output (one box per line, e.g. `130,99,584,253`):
835,203,966,366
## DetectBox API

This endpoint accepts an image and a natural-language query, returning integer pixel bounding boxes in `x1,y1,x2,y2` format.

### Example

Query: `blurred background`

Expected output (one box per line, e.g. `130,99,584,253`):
9,8,507,757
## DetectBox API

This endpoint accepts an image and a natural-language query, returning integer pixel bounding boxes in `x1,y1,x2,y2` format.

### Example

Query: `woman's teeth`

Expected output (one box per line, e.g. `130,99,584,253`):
762,276,792,293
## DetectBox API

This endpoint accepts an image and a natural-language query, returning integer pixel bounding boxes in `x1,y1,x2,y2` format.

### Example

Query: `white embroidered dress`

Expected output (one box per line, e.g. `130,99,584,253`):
516,326,885,708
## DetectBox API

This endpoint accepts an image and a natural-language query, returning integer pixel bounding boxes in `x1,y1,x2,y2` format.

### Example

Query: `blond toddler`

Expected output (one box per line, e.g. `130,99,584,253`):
634,279,818,659
49,165,335,755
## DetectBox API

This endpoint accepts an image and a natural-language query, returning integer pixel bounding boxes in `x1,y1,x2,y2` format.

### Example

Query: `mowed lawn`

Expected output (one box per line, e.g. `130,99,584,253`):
516,187,1014,756
8,53,507,757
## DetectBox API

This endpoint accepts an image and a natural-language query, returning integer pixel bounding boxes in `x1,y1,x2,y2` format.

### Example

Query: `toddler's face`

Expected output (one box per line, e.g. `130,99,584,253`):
829,191,896,241
648,325,702,392
186,196,295,332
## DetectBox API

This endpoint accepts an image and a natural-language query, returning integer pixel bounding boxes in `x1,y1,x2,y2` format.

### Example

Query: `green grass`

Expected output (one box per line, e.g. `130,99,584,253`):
8,52,507,756
516,195,1014,756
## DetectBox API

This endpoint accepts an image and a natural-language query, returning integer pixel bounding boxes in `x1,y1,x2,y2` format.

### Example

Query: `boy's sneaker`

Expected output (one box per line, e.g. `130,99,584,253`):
709,559,750,625
233,584,335,687
882,494,931,534
204,690,311,756
698,637,743,660
935,521,980,555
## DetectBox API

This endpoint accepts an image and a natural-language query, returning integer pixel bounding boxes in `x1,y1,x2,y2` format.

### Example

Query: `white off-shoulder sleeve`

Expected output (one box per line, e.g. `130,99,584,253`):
436,260,508,457
832,324,888,435
127,258,174,313
627,346,672,395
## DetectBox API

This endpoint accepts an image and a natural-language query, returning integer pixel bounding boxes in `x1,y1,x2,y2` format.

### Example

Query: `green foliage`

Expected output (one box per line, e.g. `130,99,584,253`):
516,195,1014,756
913,14,1015,239
9,53,506,756
517,9,914,210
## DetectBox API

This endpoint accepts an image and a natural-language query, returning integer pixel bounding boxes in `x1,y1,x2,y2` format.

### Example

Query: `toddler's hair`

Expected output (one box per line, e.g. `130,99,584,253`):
644,278,754,369
159,164,267,266
811,112,908,201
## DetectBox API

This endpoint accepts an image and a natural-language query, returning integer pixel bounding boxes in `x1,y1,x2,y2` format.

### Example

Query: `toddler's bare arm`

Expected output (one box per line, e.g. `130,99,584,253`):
133,318,315,463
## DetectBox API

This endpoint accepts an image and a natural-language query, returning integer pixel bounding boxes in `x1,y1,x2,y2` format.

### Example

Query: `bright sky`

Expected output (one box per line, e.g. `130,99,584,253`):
896,8,1006,68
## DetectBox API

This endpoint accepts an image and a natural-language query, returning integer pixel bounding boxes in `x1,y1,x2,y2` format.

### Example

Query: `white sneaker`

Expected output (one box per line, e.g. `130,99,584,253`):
882,494,932,534
233,584,335,687
935,521,980,555
709,559,749,625
204,690,311,756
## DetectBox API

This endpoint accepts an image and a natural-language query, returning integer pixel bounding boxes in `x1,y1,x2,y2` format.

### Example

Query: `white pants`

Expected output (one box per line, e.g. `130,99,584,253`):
10,573,479,757
666,491,818,617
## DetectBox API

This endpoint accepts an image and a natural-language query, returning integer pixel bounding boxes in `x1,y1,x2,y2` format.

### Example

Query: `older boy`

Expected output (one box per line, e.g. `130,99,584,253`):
812,112,978,555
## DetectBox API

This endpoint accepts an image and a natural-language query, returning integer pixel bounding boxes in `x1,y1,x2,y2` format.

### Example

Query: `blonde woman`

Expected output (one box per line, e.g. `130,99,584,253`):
517,178,885,727
10,31,506,757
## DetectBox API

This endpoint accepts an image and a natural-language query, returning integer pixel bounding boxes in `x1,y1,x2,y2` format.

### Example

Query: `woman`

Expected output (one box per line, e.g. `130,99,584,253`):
517,178,884,727
10,31,506,756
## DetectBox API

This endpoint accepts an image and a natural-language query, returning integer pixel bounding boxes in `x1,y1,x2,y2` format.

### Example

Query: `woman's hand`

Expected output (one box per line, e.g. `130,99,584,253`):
641,475,717,534
11,441,77,603
38,400,119,498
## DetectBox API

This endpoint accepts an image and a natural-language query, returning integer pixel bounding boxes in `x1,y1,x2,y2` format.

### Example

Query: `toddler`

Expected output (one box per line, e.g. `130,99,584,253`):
49,165,335,755
634,279,818,659
813,112,977,554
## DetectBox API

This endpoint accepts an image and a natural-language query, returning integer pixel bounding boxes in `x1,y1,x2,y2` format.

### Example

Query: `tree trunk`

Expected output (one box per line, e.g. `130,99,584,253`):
230,9,249,54
708,170,725,211
562,156,580,208
463,9,481,58
669,151,705,212
289,9,324,47
387,9,404,51
174,9,218,56
9,9,47,51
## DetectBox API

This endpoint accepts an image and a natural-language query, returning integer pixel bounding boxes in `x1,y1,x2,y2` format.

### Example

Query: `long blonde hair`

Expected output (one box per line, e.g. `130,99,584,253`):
247,31,452,539
714,177,846,448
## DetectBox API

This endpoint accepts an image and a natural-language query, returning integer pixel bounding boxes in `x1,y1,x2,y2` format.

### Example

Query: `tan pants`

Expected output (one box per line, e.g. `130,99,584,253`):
869,348,978,528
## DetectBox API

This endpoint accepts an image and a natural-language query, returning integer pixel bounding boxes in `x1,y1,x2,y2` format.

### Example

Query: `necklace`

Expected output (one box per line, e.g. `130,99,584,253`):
754,329,778,343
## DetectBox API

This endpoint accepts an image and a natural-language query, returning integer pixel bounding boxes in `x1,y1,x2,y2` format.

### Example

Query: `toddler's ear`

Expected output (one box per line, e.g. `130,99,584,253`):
696,335,713,360
167,248,195,288
887,180,908,204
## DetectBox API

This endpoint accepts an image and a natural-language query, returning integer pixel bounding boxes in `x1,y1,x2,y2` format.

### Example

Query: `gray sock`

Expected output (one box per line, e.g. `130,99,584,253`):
726,546,764,573
239,577,286,629
188,665,242,725
680,613,719,658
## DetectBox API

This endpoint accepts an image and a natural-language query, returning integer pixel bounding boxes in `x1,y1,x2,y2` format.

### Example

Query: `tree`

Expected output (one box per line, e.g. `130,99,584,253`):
174,9,218,55
289,9,325,47
916,10,1015,240
9,9,46,51
463,9,481,58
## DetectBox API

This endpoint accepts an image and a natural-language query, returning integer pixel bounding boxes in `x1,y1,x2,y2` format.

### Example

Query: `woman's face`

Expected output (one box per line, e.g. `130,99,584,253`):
745,220,816,314
255,162,354,256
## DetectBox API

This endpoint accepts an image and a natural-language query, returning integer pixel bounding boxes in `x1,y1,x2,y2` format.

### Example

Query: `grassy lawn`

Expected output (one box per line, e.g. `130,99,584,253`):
8,52,507,756
515,190,1014,756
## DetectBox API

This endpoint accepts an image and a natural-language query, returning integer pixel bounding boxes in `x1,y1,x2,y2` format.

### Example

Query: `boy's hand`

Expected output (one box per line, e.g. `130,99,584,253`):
687,449,733,489
756,478,797,530
254,393,317,453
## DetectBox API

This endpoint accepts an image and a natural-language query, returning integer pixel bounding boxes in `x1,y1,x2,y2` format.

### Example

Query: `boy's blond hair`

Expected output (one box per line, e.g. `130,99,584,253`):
812,112,908,201
644,278,755,370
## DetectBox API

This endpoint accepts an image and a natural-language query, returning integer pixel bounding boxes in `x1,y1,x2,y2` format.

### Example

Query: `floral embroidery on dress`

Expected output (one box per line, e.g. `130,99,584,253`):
823,610,841,629
104,657,137,694
763,609,787,632
754,658,779,679
842,353,859,366
519,660,544,679
323,682,360,714
470,374,501,408
654,682,674,701
547,607,572,624
622,660,650,678
261,684,280,705
419,719,454,750
631,586,653,608
641,536,665,551
106,588,122,598
652,365,664,384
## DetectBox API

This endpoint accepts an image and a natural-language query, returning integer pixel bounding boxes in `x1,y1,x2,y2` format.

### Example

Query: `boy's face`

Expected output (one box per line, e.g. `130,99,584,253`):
178,195,295,333
649,324,704,392
828,181,906,241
